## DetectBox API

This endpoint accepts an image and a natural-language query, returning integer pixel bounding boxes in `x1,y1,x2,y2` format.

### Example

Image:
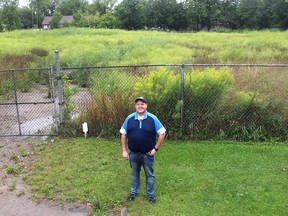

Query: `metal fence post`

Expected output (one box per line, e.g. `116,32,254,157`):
49,64,58,133
55,50,64,124
11,69,22,135
181,64,185,139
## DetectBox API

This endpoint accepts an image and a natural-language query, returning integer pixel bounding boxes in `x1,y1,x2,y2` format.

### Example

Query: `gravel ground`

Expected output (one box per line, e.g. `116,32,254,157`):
0,85,56,136
0,85,91,215
0,85,126,216
0,136,92,216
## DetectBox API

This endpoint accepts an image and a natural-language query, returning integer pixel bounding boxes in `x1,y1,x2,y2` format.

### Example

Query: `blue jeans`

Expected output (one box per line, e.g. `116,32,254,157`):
129,151,155,197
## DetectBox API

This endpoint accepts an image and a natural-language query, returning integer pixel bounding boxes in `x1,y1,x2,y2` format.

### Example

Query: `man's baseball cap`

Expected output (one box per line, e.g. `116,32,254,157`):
135,96,148,103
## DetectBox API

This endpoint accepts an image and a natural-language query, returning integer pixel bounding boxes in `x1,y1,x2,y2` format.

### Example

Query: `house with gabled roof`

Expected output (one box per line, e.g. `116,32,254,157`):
42,15,74,29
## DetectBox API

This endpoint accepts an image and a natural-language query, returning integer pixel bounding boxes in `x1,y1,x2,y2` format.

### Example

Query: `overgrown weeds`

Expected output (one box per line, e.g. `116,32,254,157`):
1,29,288,140
63,66,288,141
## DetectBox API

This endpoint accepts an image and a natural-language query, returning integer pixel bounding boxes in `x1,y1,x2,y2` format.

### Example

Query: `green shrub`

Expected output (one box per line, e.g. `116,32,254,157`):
218,91,265,141
30,48,49,57
181,67,234,138
15,70,39,92
216,90,288,141
62,66,288,141
133,68,178,108
133,67,235,139
62,74,75,121
0,74,13,100
69,69,91,87
133,68,181,136
78,94,132,137
62,69,137,137
185,67,234,113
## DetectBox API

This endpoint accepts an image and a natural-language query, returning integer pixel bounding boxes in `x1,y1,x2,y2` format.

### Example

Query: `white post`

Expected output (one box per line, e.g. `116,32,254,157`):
82,122,88,138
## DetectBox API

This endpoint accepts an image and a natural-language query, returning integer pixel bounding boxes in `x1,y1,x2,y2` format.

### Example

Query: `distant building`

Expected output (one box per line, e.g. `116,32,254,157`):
42,16,74,29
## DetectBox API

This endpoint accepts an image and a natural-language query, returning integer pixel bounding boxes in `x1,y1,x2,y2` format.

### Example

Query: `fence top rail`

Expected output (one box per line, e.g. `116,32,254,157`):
0,67,50,73
1,64,288,72
61,63,288,70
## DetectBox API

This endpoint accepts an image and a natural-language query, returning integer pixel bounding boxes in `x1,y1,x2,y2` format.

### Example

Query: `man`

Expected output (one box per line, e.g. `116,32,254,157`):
120,96,166,204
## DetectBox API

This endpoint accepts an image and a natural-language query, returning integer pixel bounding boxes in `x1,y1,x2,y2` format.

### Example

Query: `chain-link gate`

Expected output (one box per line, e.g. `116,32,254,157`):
0,66,58,136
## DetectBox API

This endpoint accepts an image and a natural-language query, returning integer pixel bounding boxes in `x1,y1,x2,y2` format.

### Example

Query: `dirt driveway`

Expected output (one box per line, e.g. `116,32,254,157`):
0,136,92,216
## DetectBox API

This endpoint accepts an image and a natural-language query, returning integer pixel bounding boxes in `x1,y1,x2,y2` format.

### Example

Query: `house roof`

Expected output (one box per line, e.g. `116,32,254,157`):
60,16,74,24
42,15,74,25
42,16,53,25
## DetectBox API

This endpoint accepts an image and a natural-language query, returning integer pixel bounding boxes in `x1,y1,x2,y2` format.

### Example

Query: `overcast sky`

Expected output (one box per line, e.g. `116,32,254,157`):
19,0,28,7
18,0,102,8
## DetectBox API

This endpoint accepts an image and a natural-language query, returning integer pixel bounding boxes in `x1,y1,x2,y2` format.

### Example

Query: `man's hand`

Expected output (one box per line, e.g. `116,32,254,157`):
122,150,129,160
149,148,157,156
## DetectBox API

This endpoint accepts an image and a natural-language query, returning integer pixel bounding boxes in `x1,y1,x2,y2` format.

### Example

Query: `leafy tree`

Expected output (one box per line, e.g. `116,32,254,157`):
50,11,62,28
256,0,273,29
0,0,23,30
185,0,208,30
98,11,119,28
202,0,214,30
83,12,100,28
48,0,61,15
29,0,52,28
218,0,240,29
88,0,117,15
19,6,33,29
236,0,265,29
2,0,288,32
171,1,187,31
83,0,119,28
115,0,146,30
145,0,187,30
72,9,85,26
185,0,222,31
271,0,288,29
57,0,88,15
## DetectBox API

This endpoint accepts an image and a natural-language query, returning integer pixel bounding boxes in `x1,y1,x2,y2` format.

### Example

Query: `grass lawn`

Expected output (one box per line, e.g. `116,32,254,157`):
25,138,288,215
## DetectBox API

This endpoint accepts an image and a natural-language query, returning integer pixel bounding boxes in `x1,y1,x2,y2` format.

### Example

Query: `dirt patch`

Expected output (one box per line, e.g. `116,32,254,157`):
0,84,92,215
0,85,126,216
0,84,56,135
0,136,92,216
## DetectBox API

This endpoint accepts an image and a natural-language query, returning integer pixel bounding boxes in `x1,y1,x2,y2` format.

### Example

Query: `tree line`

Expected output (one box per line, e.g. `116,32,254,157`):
0,0,288,31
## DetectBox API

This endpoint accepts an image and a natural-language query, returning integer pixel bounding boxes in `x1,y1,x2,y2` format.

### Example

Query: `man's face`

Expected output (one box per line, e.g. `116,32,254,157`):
135,100,147,114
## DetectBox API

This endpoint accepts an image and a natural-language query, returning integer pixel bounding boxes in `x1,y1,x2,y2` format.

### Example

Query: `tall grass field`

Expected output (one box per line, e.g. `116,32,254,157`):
0,28,288,68
25,138,288,216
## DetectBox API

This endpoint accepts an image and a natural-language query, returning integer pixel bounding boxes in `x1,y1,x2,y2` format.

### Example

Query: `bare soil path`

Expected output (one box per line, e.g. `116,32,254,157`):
0,84,91,215
0,135,92,216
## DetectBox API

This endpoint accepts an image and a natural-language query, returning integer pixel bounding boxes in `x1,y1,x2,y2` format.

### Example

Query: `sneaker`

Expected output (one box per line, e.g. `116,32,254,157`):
127,193,137,201
148,196,156,204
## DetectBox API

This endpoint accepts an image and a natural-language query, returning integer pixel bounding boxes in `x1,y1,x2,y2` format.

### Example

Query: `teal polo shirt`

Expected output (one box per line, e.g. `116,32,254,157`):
120,111,166,153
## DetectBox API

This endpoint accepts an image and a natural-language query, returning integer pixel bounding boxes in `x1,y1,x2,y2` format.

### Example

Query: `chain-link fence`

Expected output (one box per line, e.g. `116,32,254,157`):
60,63,288,141
1,61,288,141
0,66,58,136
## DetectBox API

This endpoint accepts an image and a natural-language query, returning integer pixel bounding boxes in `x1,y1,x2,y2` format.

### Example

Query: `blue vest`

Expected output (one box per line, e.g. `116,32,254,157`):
120,111,164,153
